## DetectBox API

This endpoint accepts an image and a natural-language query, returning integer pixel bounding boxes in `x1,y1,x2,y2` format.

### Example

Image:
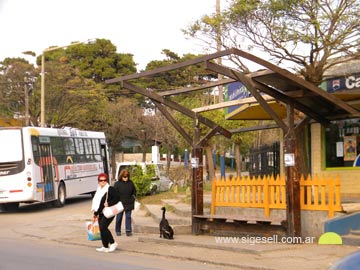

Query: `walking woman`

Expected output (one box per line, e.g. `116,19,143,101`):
91,173,119,252
114,170,136,236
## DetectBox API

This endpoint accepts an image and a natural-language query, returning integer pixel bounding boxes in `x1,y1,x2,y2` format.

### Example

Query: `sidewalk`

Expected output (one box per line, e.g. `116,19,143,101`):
13,199,360,270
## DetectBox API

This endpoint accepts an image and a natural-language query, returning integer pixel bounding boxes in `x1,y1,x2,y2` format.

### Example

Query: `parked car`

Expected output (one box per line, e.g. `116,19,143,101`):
156,164,174,192
114,162,173,194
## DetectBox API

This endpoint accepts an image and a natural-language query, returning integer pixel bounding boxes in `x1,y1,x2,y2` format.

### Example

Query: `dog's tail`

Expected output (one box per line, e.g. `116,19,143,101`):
161,206,166,219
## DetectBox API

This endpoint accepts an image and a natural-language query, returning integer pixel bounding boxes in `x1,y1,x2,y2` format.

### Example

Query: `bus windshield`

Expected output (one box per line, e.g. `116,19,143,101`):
0,129,22,162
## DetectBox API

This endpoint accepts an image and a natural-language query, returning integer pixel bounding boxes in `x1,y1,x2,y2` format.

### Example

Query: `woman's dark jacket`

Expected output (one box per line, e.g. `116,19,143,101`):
94,186,119,217
114,180,136,211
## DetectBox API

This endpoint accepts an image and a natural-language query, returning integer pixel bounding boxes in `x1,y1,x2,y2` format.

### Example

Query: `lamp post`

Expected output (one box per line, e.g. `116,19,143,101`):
24,76,30,126
40,40,94,127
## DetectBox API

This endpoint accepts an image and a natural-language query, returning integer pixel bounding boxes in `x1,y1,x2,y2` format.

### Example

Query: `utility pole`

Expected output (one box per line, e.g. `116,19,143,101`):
216,0,223,103
24,76,29,126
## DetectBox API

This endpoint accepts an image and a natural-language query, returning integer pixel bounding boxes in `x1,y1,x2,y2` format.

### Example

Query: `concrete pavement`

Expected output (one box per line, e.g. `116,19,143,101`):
11,198,360,270
15,222,359,270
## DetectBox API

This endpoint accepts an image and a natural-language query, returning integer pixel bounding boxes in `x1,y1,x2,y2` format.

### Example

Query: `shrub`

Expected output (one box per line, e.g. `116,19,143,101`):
129,165,151,196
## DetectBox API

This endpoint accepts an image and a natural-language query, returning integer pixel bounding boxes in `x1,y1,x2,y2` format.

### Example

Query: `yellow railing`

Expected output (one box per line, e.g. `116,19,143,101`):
211,174,341,218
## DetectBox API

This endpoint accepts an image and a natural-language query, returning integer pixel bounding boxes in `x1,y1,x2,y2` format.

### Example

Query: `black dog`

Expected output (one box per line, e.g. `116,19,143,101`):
159,207,174,239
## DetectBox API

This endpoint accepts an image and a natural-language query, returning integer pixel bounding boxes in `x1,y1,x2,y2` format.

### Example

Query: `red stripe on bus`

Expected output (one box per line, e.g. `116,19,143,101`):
10,190,23,193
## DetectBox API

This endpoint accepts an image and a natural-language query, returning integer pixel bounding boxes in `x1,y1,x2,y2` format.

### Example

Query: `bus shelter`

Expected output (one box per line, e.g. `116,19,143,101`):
106,48,360,237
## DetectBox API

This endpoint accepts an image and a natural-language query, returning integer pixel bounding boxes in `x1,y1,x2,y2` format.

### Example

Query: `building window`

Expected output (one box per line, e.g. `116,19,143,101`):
325,118,360,168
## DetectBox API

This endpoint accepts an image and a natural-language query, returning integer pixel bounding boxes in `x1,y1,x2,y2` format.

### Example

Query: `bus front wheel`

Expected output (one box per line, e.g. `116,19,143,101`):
53,183,66,208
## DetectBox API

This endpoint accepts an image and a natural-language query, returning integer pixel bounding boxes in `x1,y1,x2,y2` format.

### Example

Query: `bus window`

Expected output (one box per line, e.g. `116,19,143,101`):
64,137,76,163
84,139,93,161
92,139,101,161
51,137,66,164
75,138,85,162
31,136,42,165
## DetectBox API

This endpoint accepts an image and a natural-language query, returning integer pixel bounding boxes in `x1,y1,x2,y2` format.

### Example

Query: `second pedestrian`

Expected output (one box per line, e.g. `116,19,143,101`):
114,169,137,236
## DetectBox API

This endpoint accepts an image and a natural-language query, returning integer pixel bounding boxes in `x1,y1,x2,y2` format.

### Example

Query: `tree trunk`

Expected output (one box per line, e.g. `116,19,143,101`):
110,148,117,180
220,151,225,179
142,150,146,163
166,148,171,175
205,145,215,181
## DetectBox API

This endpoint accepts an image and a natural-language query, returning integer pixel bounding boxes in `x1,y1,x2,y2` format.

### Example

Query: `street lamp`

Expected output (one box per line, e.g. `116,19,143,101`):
40,39,94,127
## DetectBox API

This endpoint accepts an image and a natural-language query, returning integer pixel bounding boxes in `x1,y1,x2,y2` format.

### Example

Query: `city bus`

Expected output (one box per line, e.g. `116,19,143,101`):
0,126,110,211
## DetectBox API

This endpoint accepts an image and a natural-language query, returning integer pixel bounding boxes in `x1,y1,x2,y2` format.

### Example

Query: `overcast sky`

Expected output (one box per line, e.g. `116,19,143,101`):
0,0,224,70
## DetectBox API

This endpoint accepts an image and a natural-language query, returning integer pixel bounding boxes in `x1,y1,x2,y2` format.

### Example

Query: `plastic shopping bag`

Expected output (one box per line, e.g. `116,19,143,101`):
86,220,101,241
134,201,141,212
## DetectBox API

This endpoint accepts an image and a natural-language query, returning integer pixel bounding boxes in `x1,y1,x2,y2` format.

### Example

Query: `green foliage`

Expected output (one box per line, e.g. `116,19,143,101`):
66,39,137,83
128,165,151,196
186,0,360,84
0,57,37,122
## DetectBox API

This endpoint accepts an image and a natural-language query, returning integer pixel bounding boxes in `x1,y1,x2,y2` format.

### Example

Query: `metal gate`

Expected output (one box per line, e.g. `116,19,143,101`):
249,141,280,178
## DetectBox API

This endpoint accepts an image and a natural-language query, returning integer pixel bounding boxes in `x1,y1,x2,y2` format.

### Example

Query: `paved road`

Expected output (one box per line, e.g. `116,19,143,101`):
1,195,359,270
0,196,240,270
0,237,237,270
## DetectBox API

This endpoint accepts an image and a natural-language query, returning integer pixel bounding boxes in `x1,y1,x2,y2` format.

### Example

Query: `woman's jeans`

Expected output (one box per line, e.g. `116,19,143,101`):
115,209,132,233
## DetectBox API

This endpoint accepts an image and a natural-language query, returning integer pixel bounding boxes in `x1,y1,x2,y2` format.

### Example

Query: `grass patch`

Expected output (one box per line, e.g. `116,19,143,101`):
179,195,191,204
163,204,176,212
139,190,185,205
138,181,213,205
204,181,212,193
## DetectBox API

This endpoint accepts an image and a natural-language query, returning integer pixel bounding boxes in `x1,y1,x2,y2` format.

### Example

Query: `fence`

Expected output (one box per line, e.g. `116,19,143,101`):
249,141,280,178
211,174,341,218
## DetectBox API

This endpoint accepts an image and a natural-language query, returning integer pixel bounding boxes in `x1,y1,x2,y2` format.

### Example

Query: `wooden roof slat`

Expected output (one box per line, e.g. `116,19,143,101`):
153,101,192,145
105,49,234,84
193,95,274,113
159,78,235,97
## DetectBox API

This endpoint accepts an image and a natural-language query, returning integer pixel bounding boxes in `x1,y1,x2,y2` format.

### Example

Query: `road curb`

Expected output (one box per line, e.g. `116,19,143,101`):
137,236,260,254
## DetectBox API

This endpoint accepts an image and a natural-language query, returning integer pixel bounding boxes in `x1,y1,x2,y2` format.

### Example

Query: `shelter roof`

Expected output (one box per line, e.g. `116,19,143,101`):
106,48,360,133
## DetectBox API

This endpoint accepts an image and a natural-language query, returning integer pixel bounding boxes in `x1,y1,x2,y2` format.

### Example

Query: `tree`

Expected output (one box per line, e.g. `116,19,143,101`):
185,0,360,85
38,54,108,128
65,39,137,101
34,39,138,128
152,111,181,174
66,39,137,83
0,58,37,124
103,97,150,177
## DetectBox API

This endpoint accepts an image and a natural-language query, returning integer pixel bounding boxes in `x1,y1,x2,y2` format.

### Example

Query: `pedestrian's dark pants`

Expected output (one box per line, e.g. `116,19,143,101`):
98,214,115,248
115,209,132,233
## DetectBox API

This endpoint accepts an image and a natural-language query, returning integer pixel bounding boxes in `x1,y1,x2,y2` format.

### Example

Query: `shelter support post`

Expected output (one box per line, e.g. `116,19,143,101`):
191,147,204,234
191,117,204,234
284,103,301,237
